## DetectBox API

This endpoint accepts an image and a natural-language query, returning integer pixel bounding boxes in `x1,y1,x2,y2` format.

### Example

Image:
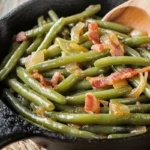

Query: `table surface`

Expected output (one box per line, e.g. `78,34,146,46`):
0,0,28,17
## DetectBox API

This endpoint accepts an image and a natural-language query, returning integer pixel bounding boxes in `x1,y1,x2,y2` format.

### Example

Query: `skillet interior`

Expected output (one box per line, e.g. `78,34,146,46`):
1,0,150,149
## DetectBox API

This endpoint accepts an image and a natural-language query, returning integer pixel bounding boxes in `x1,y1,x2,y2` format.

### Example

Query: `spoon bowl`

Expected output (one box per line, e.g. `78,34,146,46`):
103,0,150,35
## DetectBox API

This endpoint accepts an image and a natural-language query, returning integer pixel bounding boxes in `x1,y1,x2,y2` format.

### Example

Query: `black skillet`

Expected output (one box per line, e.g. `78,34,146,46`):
1,0,150,149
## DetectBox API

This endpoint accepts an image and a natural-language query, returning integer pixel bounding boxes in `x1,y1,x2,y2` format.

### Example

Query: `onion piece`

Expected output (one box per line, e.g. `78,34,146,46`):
109,102,130,116
100,33,124,56
113,79,130,89
25,51,44,68
66,62,83,76
71,22,85,43
130,29,148,37
127,72,148,98
69,42,89,52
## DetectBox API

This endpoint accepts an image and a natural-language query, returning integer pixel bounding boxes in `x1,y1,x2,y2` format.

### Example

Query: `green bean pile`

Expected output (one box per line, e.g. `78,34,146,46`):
1,4,150,139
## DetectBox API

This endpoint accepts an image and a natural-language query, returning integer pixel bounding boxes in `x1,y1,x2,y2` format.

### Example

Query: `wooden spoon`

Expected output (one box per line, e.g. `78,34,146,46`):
103,0,150,35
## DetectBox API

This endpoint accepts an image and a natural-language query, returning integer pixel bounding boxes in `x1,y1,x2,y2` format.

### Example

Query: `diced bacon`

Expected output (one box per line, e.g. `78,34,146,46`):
88,23,100,44
31,72,52,87
84,93,100,113
15,31,28,42
32,72,61,87
86,67,150,88
50,72,61,86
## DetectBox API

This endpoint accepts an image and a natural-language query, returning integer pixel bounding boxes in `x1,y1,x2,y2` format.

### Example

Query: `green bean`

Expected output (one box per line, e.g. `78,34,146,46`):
25,4,100,38
128,104,150,113
55,67,108,93
3,89,99,139
25,35,44,55
92,20,132,34
17,94,30,107
55,74,79,93
38,16,44,26
54,102,108,113
94,56,150,68
17,66,66,104
48,10,59,22
46,17,52,23
0,41,30,81
37,18,65,51
110,95,150,105
26,23,54,38
124,45,141,57
0,43,20,69
66,87,131,105
137,47,150,58
8,78,55,111
73,86,111,96
45,111,150,125
123,37,150,47
45,45,61,59
80,41,93,49
108,131,146,139
43,68,70,77
112,66,150,98
27,50,109,73
54,102,85,113
73,79,92,91
64,4,101,25
81,125,135,134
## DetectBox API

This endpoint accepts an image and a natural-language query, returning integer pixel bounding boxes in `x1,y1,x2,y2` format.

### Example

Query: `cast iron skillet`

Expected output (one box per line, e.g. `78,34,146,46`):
1,0,150,149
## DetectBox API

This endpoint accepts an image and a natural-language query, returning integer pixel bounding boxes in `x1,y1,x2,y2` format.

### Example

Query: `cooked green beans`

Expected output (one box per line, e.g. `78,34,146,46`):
8,78,55,111
3,89,99,139
17,67,66,104
0,41,30,81
2,4,150,139
94,56,150,68
27,50,109,72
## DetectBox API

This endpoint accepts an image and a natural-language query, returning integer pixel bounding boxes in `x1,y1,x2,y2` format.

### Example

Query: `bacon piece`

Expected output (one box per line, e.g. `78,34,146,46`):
15,31,28,42
100,33,124,56
32,72,61,87
50,72,61,86
88,23,100,44
31,72,52,87
84,93,100,113
87,68,141,88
